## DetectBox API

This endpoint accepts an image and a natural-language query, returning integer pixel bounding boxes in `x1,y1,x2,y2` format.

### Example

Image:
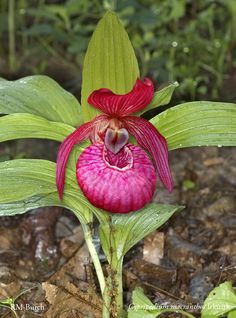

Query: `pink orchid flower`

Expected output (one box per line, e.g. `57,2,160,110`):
56,78,173,213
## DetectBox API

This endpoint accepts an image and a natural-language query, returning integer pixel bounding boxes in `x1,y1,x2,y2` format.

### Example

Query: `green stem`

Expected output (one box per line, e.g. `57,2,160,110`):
102,278,112,318
111,257,124,317
8,0,16,72
101,257,124,318
82,223,106,294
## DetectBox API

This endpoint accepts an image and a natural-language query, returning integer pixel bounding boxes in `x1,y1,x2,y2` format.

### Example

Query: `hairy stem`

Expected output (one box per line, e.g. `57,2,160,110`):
102,277,112,318
110,257,124,317
102,263,124,318
82,223,106,294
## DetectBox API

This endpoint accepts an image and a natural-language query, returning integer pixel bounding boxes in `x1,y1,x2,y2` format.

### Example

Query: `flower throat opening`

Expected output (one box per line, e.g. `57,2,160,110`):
103,145,133,171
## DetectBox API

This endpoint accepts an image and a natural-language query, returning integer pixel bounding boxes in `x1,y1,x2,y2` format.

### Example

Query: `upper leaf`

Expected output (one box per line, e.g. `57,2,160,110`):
0,75,82,127
99,203,183,262
151,101,236,150
202,282,236,318
81,11,140,121
137,82,179,116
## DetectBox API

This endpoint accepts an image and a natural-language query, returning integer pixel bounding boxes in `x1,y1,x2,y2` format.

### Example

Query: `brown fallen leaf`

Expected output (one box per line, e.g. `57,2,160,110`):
0,281,21,299
131,259,177,290
143,231,164,265
0,228,19,250
203,157,224,166
60,226,84,258
20,207,61,264
42,281,102,318
49,243,92,290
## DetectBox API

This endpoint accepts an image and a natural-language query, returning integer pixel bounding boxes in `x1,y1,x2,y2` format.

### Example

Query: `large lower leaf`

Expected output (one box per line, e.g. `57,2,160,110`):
0,192,92,224
0,113,74,142
0,159,103,224
81,11,140,121
0,75,82,127
0,113,89,180
99,203,182,262
151,101,236,150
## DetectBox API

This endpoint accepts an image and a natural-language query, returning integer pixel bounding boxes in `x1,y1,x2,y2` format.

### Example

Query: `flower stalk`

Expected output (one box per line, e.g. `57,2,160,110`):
111,258,124,317
81,222,126,318
102,259,124,318
81,222,106,294
102,277,112,318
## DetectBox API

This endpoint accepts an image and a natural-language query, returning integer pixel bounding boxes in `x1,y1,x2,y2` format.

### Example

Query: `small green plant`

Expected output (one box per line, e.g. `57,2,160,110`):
0,285,37,318
202,281,236,318
0,11,236,318
128,282,236,318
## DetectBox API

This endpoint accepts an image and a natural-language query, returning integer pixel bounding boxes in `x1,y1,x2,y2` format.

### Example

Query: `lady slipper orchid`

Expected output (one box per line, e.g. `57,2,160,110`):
56,78,173,213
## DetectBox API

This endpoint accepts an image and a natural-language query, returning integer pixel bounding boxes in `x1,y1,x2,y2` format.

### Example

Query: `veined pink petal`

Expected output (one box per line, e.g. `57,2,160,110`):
87,78,154,117
76,144,157,213
122,116,173,192
56,115,108,199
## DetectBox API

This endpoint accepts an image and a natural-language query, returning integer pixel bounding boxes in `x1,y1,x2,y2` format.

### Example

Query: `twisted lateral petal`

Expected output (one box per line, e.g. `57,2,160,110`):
56,115,107,198
87,78,154,117
123,116,173,192
76,144,157,213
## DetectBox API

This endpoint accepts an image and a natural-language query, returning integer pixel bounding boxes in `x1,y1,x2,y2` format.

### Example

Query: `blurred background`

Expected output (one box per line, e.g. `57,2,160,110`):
1,0,236,103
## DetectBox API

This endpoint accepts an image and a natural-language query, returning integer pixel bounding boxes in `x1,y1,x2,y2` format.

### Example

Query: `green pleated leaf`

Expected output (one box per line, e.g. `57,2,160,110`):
0,75,82,127
202,282,236,318
137,82,178,116
99,203,183,262
0,191,91,224
81,11,140,121
0,113,90,183
151,101,236,150
0,113,75,142
128,288,161,318
0,159,104,224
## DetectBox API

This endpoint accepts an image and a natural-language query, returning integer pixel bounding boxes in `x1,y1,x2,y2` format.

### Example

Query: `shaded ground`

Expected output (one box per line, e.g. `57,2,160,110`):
0,138,235,317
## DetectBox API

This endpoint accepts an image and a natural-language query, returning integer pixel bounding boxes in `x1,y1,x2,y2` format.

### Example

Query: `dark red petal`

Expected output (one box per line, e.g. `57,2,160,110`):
87,78,154,117
122,116,173,192
56,115,107,199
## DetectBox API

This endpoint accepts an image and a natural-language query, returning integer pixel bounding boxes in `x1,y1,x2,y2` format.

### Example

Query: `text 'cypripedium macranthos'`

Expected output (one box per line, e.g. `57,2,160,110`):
56,78,173,213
